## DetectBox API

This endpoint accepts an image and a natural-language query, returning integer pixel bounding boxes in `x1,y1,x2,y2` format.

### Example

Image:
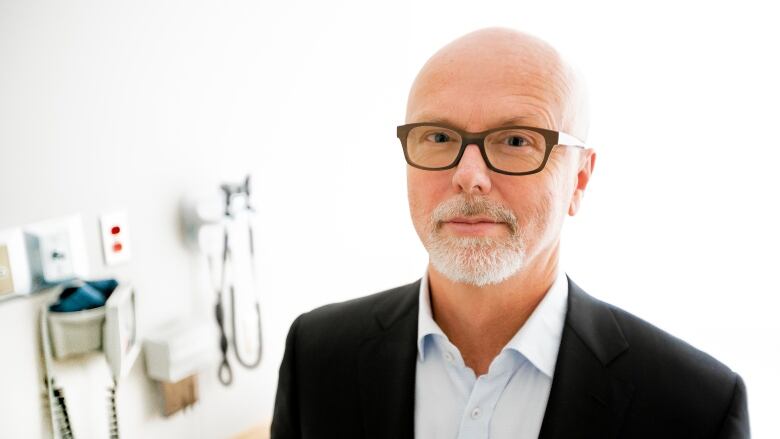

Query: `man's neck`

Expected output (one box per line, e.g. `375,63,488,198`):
426,249,559,376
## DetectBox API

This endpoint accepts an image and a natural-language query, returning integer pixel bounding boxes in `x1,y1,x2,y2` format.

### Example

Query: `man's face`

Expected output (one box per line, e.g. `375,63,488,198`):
405,34,587,286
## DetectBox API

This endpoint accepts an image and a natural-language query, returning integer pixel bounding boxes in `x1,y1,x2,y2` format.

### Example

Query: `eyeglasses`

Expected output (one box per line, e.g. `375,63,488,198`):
396,122,586,176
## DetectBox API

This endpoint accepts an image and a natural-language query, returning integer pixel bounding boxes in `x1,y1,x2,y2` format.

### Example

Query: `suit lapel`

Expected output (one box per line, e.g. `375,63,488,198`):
357,281,420,439
538,277,634,439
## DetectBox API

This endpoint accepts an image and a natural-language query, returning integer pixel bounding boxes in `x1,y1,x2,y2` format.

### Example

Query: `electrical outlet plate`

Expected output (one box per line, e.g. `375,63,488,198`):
100,211,132,266
23,215,89,289
37,228,75,283
0,216,89,301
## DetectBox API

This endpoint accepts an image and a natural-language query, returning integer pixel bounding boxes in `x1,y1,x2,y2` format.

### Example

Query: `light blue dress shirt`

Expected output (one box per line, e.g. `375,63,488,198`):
414,268,568,439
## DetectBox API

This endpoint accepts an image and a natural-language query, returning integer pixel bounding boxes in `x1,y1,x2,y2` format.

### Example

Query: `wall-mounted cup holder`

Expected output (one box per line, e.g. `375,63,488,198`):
45,279,129,360
47,306,106,359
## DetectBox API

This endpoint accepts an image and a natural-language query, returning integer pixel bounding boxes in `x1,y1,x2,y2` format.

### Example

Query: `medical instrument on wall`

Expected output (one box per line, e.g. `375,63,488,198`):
181,174,264,387
40,279,140,439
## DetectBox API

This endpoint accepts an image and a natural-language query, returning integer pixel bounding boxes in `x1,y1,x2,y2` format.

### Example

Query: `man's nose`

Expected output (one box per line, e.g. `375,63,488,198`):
452,143,492,195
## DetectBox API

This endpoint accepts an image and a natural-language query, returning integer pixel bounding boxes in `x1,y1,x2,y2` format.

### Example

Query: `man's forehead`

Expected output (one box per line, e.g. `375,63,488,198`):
404,28,588,139
405,65,564,131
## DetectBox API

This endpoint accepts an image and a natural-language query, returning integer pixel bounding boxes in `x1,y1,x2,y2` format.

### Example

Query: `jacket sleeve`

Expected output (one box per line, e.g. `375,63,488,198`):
271,314,304,439
716,374,750,439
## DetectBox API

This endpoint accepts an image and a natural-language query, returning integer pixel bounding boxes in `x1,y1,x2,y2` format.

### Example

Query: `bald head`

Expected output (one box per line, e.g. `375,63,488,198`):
406,27,589,142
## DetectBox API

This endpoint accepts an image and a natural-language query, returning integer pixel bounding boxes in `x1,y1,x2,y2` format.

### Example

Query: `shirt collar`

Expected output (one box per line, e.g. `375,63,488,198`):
416,267,568,378
417,270,446,362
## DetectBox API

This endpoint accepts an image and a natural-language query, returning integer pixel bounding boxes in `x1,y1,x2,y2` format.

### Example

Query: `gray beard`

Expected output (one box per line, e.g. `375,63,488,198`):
426,233,527,287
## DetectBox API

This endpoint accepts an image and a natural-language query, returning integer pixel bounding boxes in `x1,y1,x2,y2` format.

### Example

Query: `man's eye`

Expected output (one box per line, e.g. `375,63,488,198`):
426,132,451,143
505,136,528,147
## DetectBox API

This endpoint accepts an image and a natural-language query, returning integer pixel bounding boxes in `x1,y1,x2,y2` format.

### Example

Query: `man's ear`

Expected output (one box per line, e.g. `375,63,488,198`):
568,148,596,216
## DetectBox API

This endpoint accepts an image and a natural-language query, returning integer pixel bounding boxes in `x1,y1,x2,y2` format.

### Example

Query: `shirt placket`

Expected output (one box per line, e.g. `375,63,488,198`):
436,338,516,439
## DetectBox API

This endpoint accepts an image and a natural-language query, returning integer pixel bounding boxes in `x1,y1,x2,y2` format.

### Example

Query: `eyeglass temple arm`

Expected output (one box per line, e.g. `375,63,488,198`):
557,132,586,149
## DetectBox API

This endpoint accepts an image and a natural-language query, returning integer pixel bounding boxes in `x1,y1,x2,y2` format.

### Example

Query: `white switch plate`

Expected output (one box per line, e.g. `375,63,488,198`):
37,227,75,283
23,215,89,288
100,211,132,266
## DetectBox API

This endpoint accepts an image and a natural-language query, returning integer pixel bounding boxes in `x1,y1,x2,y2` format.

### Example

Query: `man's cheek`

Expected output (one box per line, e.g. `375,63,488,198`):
407,194,431,237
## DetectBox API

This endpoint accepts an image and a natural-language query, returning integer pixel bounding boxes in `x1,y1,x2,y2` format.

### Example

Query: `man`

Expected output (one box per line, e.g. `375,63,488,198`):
271,27,749,438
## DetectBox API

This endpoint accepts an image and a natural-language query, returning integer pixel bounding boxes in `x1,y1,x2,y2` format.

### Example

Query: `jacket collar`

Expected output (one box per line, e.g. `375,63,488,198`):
356,276,634,439
357,280,420,439
537,276,633,439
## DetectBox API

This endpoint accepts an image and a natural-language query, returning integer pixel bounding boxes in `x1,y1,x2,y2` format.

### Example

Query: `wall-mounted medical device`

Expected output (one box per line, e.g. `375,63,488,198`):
46,281,139,364
180,174,263,386
41,280,140,439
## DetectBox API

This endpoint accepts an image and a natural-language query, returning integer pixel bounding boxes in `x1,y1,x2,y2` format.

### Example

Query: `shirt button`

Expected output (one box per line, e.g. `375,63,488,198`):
471,407,481,419
444,351,455,363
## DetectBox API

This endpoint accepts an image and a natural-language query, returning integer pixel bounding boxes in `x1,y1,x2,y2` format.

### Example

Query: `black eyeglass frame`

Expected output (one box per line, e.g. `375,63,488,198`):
396,122,586,176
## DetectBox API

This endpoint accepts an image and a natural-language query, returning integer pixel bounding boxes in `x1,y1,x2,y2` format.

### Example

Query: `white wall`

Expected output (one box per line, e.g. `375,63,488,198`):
1,0,778,437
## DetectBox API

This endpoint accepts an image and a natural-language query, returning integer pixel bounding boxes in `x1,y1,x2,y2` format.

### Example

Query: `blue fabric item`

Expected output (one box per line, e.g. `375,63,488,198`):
85,279,119,299
49,278,119,312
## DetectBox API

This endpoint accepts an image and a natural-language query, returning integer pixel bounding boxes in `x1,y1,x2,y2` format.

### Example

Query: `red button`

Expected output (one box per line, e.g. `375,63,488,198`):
113,242,123,252
111,226,121,235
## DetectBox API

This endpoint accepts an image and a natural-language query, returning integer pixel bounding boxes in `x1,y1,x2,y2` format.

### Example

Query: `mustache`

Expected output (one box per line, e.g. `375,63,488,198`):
430,195,518,235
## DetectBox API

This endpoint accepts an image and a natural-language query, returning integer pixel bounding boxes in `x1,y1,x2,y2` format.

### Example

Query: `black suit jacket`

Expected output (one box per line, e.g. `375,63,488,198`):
271,276,749,438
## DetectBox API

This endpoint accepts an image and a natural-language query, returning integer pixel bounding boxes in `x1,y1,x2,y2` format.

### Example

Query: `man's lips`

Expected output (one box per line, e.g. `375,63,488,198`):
446,216,501,224
442,217,506,235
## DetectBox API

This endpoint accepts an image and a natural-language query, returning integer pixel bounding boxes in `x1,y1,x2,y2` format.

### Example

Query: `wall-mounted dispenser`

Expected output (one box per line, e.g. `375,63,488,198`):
144,321,212,416
144,322,212,383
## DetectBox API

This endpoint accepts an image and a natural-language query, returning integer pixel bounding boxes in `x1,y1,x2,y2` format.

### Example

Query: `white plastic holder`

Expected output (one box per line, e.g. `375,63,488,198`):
47,306,106,359
46,283,141,380
144,321,213,383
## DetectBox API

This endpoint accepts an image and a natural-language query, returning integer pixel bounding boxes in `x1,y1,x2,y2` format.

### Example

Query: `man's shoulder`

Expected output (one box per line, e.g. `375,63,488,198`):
602,297,735,381
293,279,420,349
576,287,741,416
572,289,748,434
